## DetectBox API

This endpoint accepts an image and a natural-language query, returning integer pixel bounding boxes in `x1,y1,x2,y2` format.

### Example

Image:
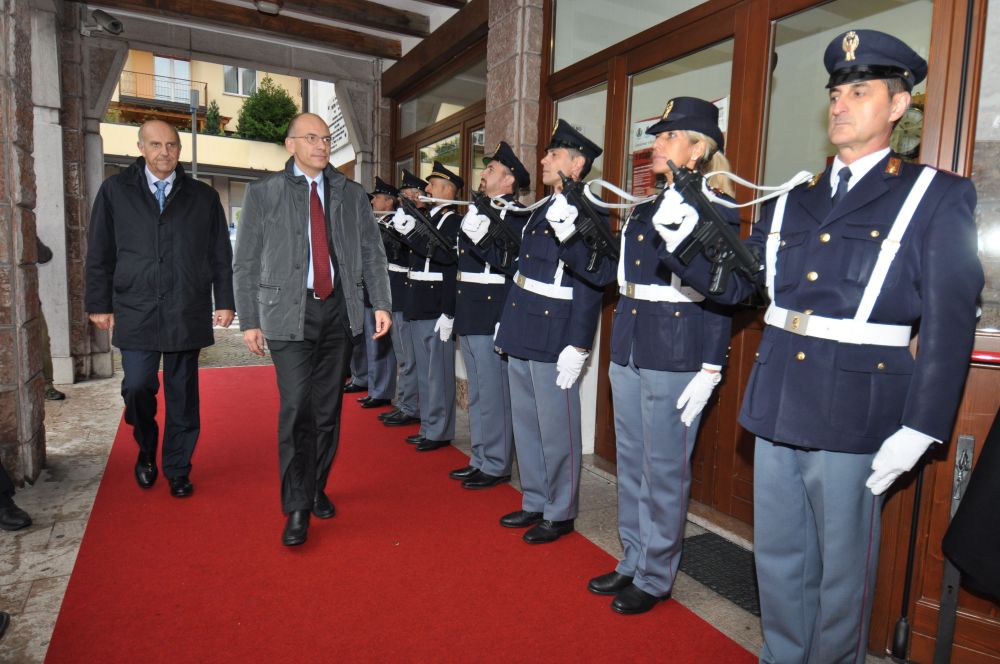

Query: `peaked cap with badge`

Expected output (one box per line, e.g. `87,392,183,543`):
483,141,531,190
547,119,603,179
824,28,927,91
645,96,725,153
427,160,464,192
399,169,428,192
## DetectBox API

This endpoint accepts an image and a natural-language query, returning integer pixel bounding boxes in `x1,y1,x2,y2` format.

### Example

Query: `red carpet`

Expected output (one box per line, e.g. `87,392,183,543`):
47,365,753,663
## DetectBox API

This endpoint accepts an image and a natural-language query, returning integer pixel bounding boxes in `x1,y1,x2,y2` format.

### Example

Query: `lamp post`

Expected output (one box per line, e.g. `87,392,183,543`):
190,88,199,179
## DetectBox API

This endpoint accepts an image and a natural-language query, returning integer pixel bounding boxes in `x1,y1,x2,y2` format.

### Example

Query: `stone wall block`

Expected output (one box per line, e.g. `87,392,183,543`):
0,264,12,326
487,10,519,69
20,264,39,322
17,374,44,450
524,6,544,56
520,54,541,102
486,57,518,114
0,388,15,445
489,0,520,25
18,206,36,263
19,316,41,383
64,159,82,199
13,145,36,209
0,206,10,263
485,103,516,150
0,328,14,384
520,98,539,149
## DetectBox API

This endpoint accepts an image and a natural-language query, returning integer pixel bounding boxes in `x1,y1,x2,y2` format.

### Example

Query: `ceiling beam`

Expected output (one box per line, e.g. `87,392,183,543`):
382,0,486,98
281,0,430,38
417,0,466,7
85,0,402,59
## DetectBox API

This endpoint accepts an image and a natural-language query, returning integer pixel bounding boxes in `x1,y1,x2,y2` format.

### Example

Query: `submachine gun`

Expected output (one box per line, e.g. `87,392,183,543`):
376,214,404,263
398,196,457,265
667,160,763,296
558,172,619,273
471,191,521,270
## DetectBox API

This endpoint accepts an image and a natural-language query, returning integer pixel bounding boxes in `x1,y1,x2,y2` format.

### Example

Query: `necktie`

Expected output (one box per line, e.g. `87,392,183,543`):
832,166,852,206
310,181,334,299
154,180,167,212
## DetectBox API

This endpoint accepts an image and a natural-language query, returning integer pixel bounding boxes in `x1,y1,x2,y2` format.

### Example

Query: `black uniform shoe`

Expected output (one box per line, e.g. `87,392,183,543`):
588,571,634,595
523,519,575,544
0,502,32,531
134,451,158,489
448,465,479,480
0,611,9,639
378,408,402,421
44,386,66,401
383,412,420,427
282,510,310,546
462,472,511,490
313,491,336,519
415,439,451,452
499,510,543,528
611,584,667,615
357,395,372,404
343,381,367,394
361,398,392,409
405,434,425,444
168,476,194,498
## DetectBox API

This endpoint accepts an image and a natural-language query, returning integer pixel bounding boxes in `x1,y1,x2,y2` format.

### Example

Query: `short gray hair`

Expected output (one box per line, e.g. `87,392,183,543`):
137,121,181,147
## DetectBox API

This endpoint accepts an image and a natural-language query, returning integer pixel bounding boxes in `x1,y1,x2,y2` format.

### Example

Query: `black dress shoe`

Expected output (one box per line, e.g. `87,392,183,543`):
523,519,575,544
357,395,372,404
134,451,158,489
0,502,32,531
361,398,392,409
313,491,336,519
611,584,667,615
343,382,367,394
384,412,420,427
415,439,451,452
588,571,634,595
378,408,402,421
406,434,425,444
0,610,9,639
168,476,194,498
44,385,66,401
282,510,310,546
462,472,511,490
448,465,479,480
499,510,543,528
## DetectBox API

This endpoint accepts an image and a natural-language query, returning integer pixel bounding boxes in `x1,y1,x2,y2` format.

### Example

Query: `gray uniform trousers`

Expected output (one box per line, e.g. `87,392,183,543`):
507,357,581,521
363,306,396,400
349,330,368,387
390,310,419,417
609,359,699,598
754,437,882,664
459,334,514,477
409,318,455,442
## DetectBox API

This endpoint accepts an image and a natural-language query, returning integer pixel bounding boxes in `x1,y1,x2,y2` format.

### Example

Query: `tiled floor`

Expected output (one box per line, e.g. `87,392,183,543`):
0,328,888,662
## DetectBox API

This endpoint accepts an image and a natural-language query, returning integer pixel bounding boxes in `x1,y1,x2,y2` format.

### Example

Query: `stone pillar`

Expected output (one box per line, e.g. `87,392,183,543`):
486,0,544,198
0,0,45,483
335,70,379,188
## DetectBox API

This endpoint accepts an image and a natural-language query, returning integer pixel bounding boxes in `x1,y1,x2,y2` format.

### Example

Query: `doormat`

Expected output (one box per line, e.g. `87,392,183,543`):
680,532,760,616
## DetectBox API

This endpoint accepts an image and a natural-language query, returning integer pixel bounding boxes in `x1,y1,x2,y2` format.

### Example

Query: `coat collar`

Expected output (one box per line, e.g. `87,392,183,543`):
796,152,898,228
282,157,346,216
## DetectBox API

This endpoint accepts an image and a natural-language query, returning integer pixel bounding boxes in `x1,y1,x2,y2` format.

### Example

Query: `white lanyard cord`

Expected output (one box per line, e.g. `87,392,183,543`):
702,169,814,209
582,179,656,210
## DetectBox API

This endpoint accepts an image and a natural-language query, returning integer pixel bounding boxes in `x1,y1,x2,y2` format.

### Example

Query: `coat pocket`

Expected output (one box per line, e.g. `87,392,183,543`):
744,338,774,420
830,345,913,436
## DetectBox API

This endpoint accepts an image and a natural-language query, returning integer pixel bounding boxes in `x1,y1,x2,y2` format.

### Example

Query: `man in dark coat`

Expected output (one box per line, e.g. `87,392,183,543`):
85,120,235,498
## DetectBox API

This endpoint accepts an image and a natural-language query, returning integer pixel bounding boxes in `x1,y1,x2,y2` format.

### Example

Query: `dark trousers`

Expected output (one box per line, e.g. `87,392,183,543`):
0,463,14,501
120,348,202,479
268,291,354,513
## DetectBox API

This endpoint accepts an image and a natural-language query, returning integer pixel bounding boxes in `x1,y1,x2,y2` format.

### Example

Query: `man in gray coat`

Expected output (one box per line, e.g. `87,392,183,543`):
234,113,391,547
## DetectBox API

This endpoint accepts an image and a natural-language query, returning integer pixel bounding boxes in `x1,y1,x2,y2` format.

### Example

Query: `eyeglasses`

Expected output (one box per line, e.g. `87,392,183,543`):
288,134,333,146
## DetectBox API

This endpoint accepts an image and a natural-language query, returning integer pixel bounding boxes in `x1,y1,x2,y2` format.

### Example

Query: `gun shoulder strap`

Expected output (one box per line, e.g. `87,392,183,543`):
764,193,791,302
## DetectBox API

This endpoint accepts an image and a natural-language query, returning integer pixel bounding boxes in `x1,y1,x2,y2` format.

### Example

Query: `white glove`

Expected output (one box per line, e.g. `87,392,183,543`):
391,207,416,235
460,205,491,244
652,187,699,252
545,193,578,242
866,427,935,495
433,314,454,342
555,345,588,390
676,367,722,427
493,321,500,341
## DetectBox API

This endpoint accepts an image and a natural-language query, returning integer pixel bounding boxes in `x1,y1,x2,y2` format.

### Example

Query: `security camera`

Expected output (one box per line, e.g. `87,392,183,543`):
90,9,123,35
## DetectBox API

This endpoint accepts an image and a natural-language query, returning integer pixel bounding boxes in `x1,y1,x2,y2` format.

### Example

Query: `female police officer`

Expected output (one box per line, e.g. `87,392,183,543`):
550,97,737,614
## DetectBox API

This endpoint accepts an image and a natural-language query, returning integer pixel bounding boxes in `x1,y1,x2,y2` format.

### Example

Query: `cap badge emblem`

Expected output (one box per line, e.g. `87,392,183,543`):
661,100,674,121
843,31,859,62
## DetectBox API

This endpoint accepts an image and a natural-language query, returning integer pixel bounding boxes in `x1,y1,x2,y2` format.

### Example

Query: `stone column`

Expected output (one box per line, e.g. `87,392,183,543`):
486,0,544,198
336,72,379,189
0,0,45,483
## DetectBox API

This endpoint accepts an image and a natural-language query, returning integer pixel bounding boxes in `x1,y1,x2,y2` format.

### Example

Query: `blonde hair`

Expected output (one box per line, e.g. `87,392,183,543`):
684,131,734,198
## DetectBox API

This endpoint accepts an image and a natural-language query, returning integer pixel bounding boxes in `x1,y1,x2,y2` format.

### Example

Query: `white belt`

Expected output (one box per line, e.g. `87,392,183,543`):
619,280,703,303
458,271,507,285
513,271,573,300
408,271,444,282
388,264,409,273
764,304,911,346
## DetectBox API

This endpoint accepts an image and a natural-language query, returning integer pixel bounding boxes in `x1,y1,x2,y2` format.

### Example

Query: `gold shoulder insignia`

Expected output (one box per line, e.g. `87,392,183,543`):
885,157,902,176
807,172,823,188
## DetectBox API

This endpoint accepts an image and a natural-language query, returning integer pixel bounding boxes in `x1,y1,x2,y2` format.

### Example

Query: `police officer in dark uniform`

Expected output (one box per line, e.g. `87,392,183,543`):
554,98,737,614
657,30,983,663
392,162,463,451
451,141,530,489
490,121,605,544
381,170,426,428
356,177,400,411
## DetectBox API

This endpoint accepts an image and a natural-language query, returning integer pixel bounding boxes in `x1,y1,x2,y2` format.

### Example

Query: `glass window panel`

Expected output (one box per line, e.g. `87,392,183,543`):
553,0,701,72
394,157,414,188
419,133,461,183
763,0,933,185
625,40,733,196
242,68,257,96
553,83,608,183
224,65,238,94
469,128,486,193
972,5,1000,331
398,56,486,138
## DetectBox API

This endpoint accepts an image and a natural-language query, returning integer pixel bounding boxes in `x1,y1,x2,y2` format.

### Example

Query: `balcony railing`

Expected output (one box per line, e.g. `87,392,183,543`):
118,70,208,110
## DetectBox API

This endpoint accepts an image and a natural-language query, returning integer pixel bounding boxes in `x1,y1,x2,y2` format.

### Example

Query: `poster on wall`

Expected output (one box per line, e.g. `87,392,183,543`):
629,96,729,198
